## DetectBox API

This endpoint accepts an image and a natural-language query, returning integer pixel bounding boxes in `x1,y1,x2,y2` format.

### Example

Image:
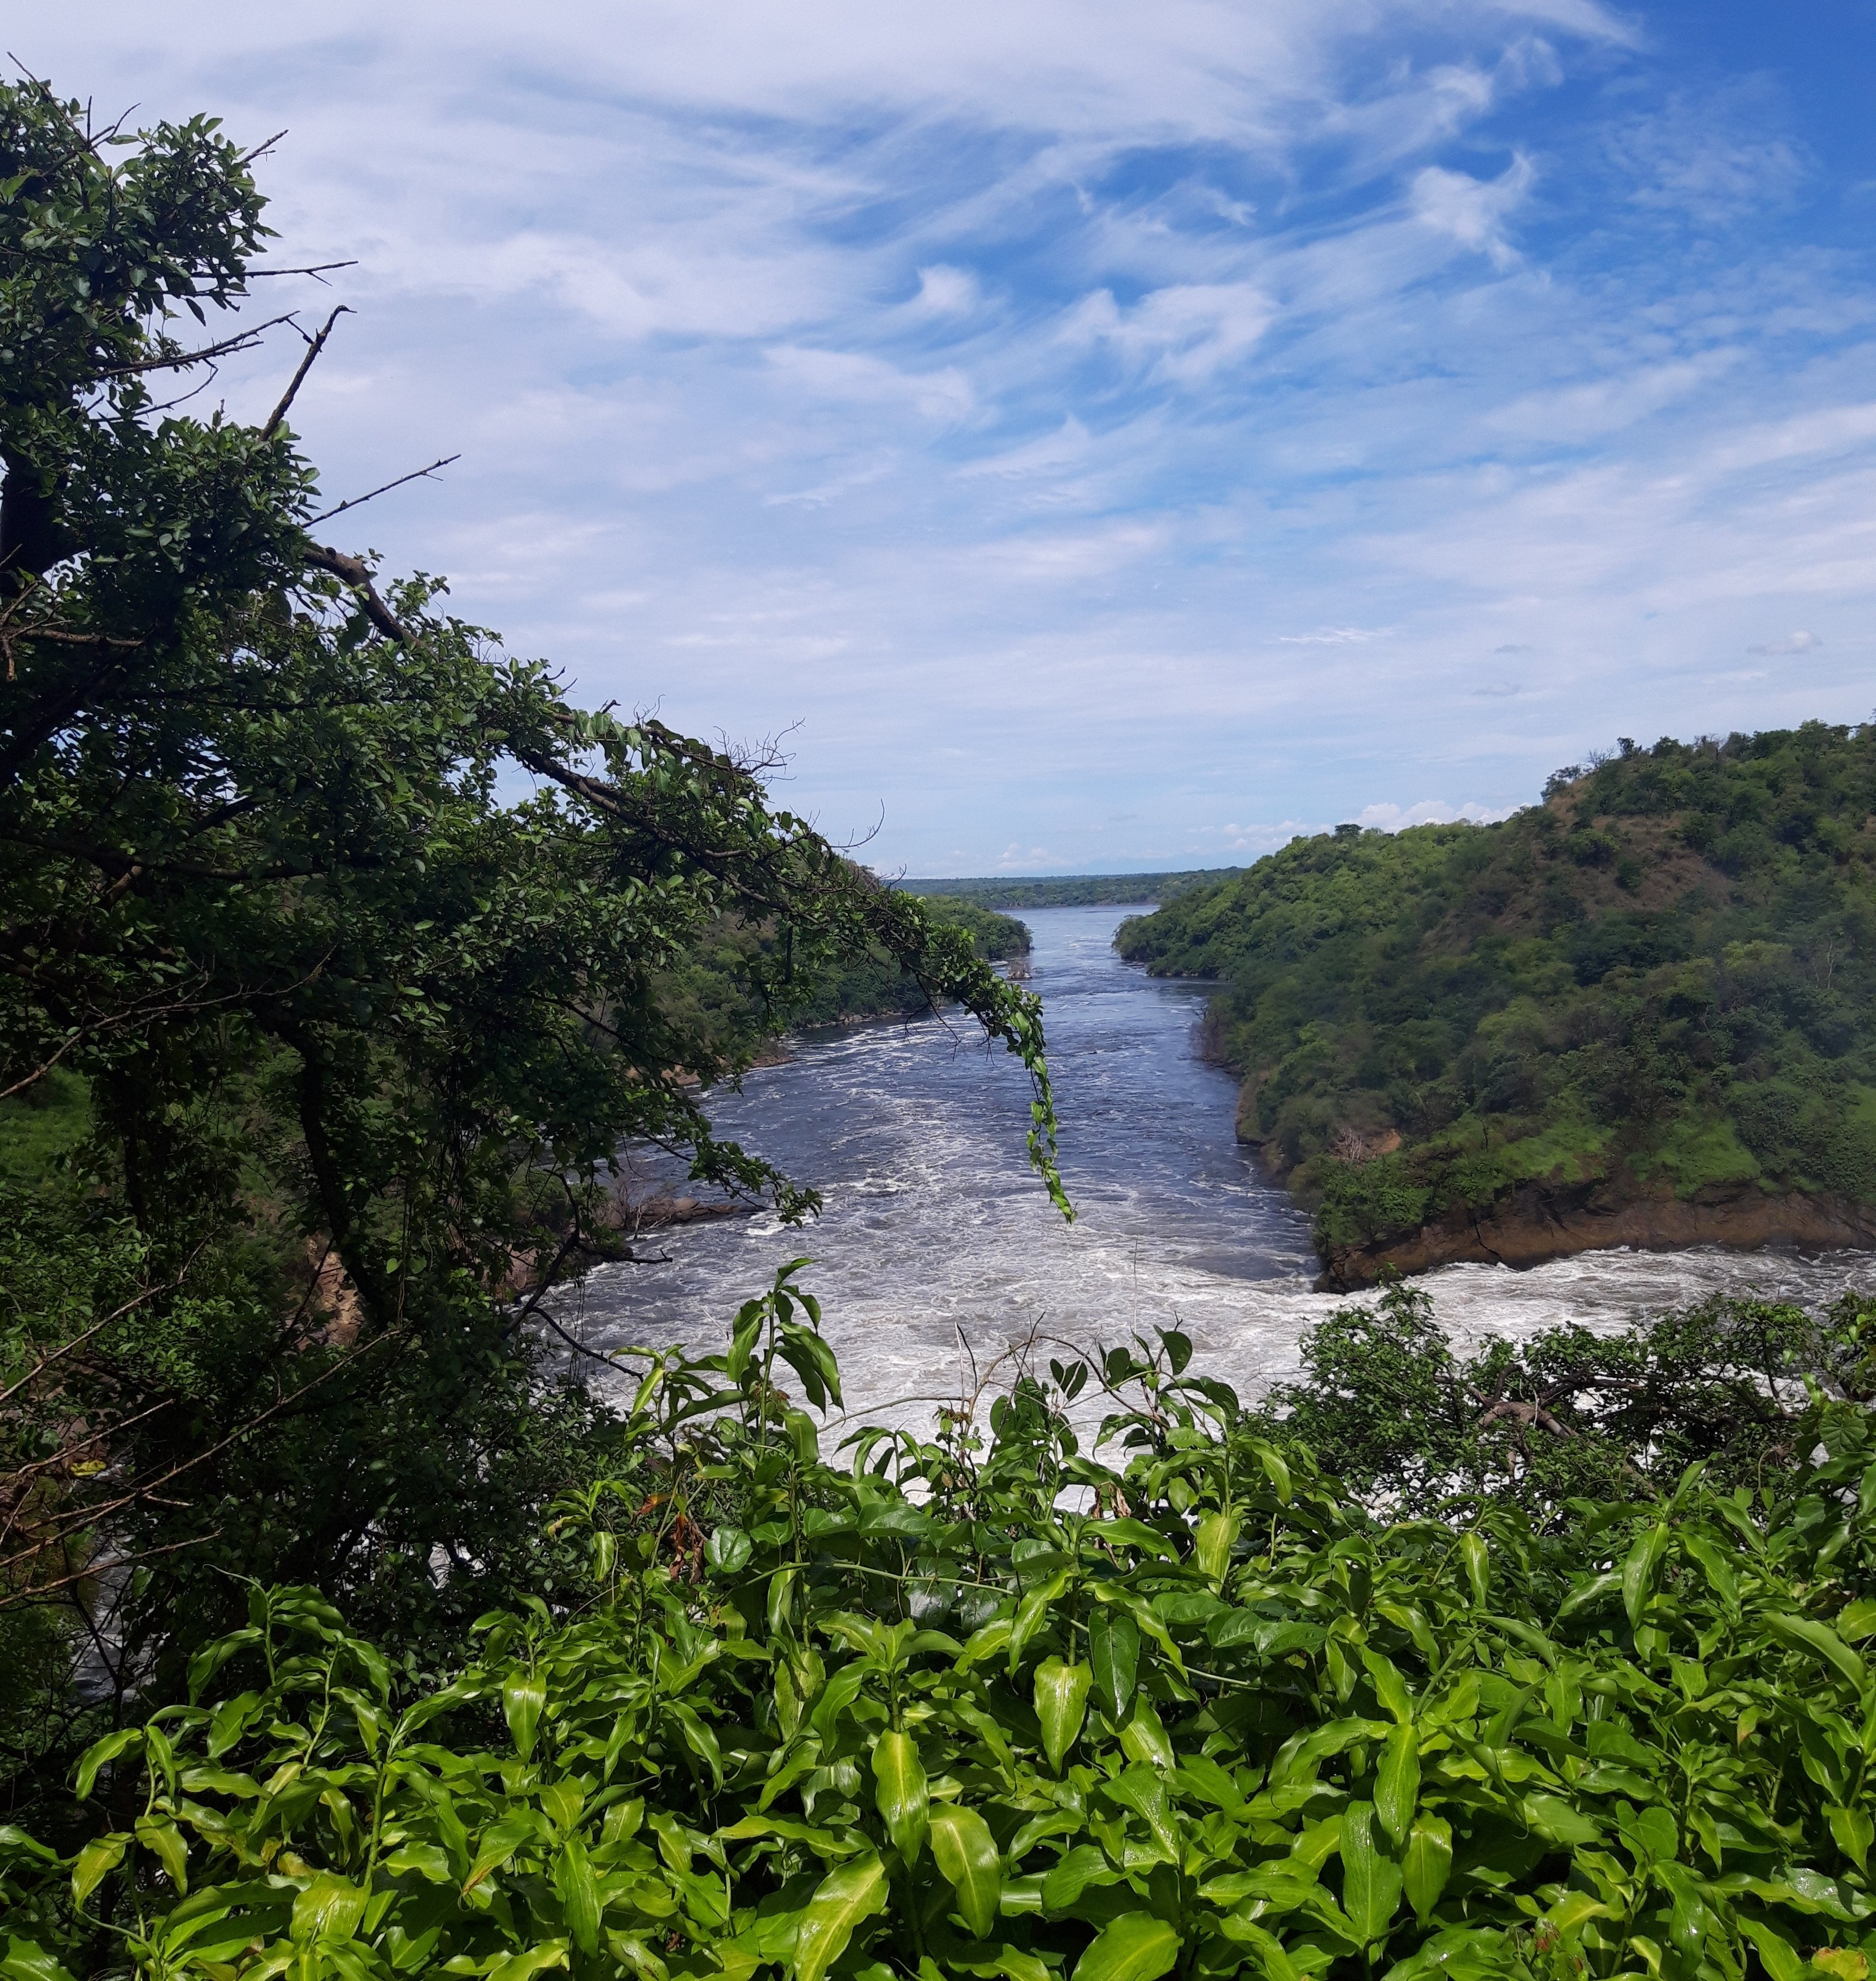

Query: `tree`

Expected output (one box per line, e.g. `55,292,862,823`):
0,75,1066,1700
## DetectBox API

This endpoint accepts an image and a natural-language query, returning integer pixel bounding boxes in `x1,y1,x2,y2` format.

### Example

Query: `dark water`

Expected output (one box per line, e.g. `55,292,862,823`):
559,905,1872,1430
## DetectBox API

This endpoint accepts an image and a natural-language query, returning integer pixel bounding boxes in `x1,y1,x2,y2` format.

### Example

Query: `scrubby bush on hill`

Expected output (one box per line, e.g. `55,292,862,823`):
1118,730,1876,1259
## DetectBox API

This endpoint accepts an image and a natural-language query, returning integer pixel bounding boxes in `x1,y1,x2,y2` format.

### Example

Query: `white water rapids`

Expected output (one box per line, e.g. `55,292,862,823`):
554,905,1872,1435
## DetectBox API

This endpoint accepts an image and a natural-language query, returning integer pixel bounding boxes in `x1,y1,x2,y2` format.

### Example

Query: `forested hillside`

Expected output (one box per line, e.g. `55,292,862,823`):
1119,728,1876,1282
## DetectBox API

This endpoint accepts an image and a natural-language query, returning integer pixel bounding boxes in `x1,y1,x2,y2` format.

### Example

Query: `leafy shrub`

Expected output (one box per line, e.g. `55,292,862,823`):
11,1273,1876,1981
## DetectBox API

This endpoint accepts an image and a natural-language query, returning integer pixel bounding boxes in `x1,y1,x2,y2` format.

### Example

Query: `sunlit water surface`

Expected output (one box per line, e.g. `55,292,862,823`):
556,906,1872,1434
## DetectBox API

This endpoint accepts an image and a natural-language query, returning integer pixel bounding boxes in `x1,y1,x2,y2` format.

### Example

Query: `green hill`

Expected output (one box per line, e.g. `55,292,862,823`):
1117,724,1876,1284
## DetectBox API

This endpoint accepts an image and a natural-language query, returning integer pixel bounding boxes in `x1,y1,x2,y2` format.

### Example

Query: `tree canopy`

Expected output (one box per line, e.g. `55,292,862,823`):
0,77,1064,1698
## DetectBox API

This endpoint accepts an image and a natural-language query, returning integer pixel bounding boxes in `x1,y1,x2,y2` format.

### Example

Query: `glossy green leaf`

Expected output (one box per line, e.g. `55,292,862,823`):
134,1816,188,1895
1340,1801,1403,1945
1088,1607,1139,1720
929,1806,1002,1936
1376,1724,1421,1844
1460,1531,1490,1605
1402,1813,1452,1925
555,1836,602,1955
705,1525,753,1574
1740,1919,1808,1981
73,1729,141,1802
1034,1658,1092,1773
290,1875,367,1944
1194,1511,1239,1583
502,1669,546,1760
871,1730,928,1864
1072,1912,1179,1981
69,1834,128,1908
1764,1613,1866,1690
1623,1523,1669,1626
793,1853,888,1981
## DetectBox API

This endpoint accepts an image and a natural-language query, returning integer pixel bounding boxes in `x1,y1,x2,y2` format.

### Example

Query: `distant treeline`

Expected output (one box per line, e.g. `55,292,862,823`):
908,867,1241,908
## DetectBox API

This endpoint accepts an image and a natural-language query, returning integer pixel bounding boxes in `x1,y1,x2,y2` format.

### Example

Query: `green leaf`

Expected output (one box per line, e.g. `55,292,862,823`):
1363,1650,1414,1726
1376,1724,1421,1845
1623,1523,1669,1626
1340,1801,1403,1945
555,1835,603,1955
793,1851,888,1981
73,1728,141,1801
1071,1912,1180,1981
503,1669,547,1759
1828,1805,1874,1872
1193,1511,1239,1583
1460,1531,1490,1606
464,1812,539,1893
1740,1920,1808,1981
1088,1607,1140,1721
1402,1814,1452,1925
705,1526,753,1575
134,1815,188,1894
1,1938,80,1981
71,1833,128,1907
871,1730,929,1865
1034,1659,1092,1773
1119,1699,1174,1771
929,1806,1002,1937
1763,1613,1867,1691
290,1875,367,1944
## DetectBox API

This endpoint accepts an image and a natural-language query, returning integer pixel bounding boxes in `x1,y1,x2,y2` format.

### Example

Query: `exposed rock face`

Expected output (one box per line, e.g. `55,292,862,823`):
1315,1179,1876,1292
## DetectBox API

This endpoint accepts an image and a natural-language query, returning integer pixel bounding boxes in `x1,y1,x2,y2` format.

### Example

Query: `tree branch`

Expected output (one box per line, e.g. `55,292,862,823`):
263,306,350,438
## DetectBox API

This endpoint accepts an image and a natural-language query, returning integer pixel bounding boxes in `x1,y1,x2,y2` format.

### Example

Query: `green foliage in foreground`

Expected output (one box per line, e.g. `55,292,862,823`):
655,902,1032,1056
1116,728,1876,1258
10,1270,1876,1981
914,874,1241,910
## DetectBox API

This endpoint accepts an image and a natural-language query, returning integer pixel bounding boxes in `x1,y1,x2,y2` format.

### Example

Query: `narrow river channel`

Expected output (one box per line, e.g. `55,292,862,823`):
560,905,1872,1431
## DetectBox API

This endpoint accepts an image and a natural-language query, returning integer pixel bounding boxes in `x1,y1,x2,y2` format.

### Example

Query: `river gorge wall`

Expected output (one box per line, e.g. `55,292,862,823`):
1314,1178,1876,1291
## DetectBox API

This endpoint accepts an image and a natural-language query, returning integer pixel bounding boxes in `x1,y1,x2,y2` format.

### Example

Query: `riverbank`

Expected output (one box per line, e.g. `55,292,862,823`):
1313,1175,1876,1290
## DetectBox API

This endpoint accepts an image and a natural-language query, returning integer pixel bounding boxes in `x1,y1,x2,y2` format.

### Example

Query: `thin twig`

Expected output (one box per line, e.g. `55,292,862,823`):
245,261,358,281
305,453,459,526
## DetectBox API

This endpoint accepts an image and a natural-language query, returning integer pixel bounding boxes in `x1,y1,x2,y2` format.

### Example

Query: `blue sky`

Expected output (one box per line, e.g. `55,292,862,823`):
28,0,1876,873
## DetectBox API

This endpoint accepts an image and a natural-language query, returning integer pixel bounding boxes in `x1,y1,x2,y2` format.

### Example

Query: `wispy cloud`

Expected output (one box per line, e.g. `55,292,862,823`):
20,0,1875,872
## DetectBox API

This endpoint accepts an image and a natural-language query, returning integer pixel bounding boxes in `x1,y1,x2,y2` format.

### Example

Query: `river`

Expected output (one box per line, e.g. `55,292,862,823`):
560,904,1873,1433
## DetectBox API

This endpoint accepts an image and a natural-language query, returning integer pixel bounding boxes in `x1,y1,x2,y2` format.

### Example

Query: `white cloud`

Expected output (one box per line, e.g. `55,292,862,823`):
1409,154,1536,268
1357,799,1516,830
14,0,1872,876
1747,631,1823,656
1273,626,1393,644
1062,282,1275,384
914,264,980,314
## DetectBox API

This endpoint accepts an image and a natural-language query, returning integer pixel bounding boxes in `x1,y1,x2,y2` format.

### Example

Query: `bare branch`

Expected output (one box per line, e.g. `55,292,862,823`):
92,311,298,380
262,305,351,438
245,261,359,281
306,453,459,526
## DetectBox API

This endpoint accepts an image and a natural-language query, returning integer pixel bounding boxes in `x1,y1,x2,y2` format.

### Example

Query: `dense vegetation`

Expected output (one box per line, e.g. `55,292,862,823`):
1118,731,1876,1268
9,1267,1876,1981
914,874,1240,910
0,72,1063,1804
655,901,1030,1058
